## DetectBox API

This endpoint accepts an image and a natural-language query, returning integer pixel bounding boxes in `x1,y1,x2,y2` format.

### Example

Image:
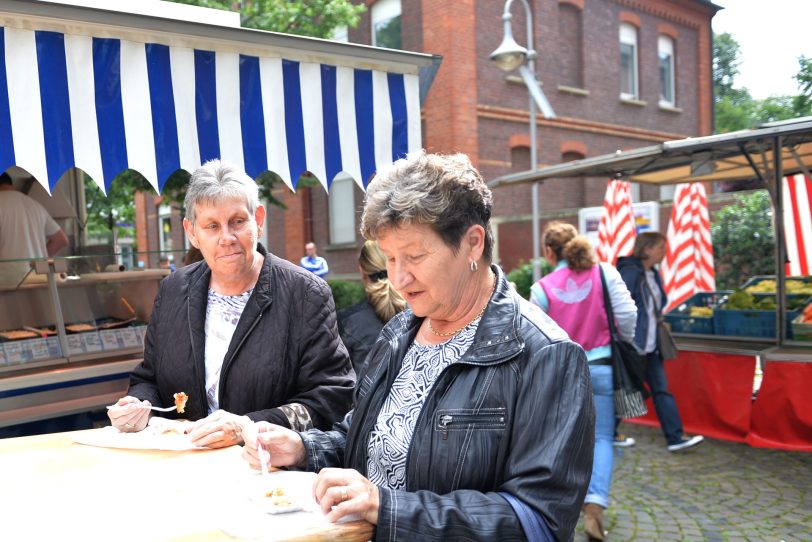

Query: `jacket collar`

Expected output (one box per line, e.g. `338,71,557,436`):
382,264,524,366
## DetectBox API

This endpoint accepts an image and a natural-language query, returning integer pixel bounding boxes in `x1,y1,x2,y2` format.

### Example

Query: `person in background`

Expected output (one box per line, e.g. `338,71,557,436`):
183,246,204,266
107,160,354,447
0,173,69,283
337,240,407,374
300,242,329,278
242,151,595,541
158,254,176,272
617,232,704,453
529,221,637,541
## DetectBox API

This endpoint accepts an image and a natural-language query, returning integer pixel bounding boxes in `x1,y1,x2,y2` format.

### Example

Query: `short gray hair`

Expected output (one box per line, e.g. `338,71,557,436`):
361,151,494,262
184,160,259,224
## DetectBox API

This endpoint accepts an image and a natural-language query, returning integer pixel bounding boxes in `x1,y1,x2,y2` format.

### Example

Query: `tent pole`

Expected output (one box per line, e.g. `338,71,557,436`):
773,135,786,345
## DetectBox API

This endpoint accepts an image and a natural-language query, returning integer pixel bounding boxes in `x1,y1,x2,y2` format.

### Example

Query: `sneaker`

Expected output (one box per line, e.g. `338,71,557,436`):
667,434,704,452
613,434,636,447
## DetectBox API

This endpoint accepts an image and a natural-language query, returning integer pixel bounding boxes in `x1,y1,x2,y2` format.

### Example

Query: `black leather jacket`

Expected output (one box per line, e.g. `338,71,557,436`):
301,266,595,541
129,244,355,430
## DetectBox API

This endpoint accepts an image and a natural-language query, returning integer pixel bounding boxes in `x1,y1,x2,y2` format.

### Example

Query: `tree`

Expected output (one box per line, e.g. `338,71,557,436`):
794,55,812,114
168,0,365,37
710,191,775,290
713,32,742,104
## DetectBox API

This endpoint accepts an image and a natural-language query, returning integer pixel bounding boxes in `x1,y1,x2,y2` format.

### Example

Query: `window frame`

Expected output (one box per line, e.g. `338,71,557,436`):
619,23,639,100
371,0,402,49
328,174,357,246
658,35,676,107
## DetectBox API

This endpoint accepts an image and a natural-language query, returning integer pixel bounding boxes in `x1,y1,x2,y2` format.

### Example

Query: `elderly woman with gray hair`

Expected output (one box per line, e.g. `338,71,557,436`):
107,160,354,448
241,151,594,541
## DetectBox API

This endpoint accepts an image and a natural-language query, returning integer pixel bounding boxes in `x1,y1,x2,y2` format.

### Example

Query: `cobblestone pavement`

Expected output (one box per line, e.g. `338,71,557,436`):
573,424,812,542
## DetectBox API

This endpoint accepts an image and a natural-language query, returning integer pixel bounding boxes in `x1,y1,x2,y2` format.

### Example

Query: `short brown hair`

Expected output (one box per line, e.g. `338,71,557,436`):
542,221,596,271
632,231,666,260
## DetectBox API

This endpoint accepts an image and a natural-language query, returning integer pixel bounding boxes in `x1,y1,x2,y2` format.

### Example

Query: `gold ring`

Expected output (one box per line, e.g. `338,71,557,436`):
340,487,348,502
124,423,134,430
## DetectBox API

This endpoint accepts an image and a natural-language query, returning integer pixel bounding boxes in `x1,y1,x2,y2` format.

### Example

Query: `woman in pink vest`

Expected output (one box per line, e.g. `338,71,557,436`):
529,222,637,541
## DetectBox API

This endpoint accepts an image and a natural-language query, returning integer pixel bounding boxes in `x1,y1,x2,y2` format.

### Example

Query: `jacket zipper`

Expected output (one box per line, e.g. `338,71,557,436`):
218,310,265,407
438,412,506,440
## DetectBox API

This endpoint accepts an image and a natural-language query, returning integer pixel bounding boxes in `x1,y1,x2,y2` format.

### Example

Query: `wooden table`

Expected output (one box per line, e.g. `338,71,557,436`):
0,429,374,541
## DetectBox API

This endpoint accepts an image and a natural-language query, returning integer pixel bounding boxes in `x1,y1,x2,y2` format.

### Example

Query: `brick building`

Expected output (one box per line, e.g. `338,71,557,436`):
137,0,719,277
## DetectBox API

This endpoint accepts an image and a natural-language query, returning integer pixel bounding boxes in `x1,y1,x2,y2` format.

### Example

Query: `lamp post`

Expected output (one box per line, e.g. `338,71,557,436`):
490,0,555,283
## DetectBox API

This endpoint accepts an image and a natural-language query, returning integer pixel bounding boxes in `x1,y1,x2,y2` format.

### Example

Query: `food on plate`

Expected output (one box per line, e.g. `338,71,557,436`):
265,486,293,506
66,323,96,333
0,329,38,340
173,392,188,414
161,427,181,435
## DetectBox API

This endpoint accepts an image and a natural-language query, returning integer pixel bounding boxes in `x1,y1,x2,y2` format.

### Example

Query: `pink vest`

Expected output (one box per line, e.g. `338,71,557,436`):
539,264,611,352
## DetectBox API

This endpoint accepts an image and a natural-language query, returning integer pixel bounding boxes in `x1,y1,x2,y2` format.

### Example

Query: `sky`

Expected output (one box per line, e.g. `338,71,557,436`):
712,0,812,99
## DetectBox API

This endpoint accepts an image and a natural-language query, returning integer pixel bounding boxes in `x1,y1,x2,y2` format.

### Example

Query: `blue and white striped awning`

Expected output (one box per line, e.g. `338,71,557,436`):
0,5,433,195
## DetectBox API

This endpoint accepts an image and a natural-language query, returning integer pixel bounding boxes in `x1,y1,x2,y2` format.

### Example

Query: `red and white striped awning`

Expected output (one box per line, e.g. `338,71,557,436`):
661,182,715,312
596,179,636,266
783,174,812,276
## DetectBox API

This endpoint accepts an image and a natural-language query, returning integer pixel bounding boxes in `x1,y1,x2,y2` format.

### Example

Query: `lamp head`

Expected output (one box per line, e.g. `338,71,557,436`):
490,14,527,72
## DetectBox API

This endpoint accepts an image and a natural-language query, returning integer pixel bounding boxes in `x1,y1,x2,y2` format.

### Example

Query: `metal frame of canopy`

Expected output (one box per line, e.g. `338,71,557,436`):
488,116,812,347
0,0,442,193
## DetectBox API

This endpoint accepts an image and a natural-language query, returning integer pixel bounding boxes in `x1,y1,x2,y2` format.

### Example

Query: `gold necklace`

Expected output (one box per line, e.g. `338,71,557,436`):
427,275,496,338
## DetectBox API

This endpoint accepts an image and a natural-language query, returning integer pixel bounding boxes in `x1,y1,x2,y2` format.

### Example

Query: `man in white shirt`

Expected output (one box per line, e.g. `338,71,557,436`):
0,173,69,283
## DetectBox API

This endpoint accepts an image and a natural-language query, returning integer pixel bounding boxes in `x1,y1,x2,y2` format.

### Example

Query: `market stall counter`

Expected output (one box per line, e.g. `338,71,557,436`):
627,338,812,452
0,255,164,429
0,427,375,541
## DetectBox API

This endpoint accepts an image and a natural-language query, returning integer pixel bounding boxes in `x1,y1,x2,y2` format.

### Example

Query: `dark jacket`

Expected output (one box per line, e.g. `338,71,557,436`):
616,256,668,352
301,266,595,541
129,244,355,431
337,299,385,374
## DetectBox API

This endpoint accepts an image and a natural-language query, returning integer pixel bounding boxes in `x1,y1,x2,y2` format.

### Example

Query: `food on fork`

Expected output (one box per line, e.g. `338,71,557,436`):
173,392,188,414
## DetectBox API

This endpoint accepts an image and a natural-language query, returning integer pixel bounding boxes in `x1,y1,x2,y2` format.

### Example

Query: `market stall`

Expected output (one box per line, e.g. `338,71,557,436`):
488,116,812,451
0,0,440,430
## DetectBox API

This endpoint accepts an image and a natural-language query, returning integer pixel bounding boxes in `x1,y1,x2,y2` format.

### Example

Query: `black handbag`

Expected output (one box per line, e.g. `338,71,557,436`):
599,268,649,418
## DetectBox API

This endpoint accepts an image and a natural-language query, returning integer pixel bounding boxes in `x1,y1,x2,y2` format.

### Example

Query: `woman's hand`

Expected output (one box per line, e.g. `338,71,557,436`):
107,396,151,432
313,468,379,525
186,410,251,448
241,422,307,469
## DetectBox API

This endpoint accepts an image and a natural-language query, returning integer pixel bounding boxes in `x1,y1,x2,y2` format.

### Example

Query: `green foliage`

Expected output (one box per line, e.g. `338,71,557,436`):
714,34,812,134
168,0,366,37
506,260,553,300
710,191,775,290
84,170,154,240
713,32,741,103
328,279,365,310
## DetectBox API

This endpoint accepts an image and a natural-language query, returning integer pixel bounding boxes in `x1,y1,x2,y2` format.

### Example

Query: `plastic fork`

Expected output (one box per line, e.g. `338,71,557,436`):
258,440,271,475
106,403,177,413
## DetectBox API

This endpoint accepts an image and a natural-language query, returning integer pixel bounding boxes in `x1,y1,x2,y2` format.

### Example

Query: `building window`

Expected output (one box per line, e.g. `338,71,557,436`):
558,3,583,88
371,0,401,50
329,174,356,245
619,23,639,100
658,35,676,106
158,204,173,256
332,25,348,43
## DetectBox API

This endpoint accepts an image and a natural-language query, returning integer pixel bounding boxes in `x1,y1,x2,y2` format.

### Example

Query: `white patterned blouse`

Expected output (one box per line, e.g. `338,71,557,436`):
366,319,480,489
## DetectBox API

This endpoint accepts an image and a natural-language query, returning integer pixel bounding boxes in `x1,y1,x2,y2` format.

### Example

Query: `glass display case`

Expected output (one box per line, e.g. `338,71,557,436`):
0,253,168,428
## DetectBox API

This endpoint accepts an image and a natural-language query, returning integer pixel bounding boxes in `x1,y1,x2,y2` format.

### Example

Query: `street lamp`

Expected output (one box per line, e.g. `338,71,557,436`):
490,0,555,283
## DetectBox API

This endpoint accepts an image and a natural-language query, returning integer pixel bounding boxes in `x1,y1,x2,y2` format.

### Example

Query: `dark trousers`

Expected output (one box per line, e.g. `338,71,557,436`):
645,350,684,445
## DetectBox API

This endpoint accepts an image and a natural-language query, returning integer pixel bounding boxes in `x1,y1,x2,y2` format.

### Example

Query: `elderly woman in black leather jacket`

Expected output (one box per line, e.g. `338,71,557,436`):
242,152,595,541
